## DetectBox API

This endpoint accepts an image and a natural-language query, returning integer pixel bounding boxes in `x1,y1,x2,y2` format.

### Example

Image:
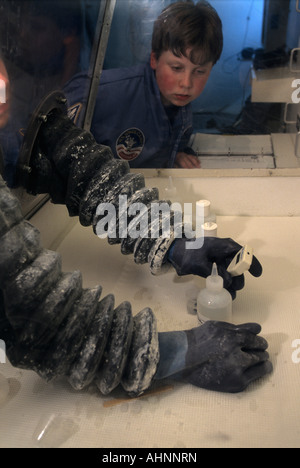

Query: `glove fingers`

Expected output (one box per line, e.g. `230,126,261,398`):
194,261,213,279
249,255,263,277
227,286,236,300
214,241,262,280
242,334,269,351
244,349,270,364
242,359,273,388
235,322,262,335
209,321,258,331
217,265,244,299
213,322,267,349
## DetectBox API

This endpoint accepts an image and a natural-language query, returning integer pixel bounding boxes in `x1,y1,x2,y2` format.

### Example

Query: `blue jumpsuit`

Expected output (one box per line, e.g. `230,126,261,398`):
64,61,194,168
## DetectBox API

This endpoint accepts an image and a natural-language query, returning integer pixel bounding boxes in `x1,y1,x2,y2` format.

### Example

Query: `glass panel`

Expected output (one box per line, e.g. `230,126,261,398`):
0,0,300,209
76,0,300,170
0,0,100,189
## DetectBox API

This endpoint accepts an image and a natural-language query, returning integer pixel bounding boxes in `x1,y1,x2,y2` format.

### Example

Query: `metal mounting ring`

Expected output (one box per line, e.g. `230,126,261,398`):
17,91,68,186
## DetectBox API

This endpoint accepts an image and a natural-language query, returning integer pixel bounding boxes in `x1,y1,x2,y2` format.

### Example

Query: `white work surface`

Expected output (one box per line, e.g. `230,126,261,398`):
1,215,300,448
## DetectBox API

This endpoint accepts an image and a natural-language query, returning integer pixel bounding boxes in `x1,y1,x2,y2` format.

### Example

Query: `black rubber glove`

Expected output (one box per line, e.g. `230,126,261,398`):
155,321,272,393
168,237,263,299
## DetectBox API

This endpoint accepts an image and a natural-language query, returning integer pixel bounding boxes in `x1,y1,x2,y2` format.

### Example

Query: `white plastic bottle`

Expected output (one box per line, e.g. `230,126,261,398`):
197,263,232,324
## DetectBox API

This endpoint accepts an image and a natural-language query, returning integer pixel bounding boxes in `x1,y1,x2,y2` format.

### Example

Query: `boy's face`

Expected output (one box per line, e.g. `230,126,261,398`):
150,50,213,107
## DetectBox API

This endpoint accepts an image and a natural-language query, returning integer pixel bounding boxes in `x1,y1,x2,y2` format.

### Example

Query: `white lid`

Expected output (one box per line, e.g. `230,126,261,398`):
201,222,218,238
201,222,218,231
196,199,210,218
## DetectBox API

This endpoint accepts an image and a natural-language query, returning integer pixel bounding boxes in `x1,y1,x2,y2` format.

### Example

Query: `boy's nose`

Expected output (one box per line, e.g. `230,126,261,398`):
179,72,193,89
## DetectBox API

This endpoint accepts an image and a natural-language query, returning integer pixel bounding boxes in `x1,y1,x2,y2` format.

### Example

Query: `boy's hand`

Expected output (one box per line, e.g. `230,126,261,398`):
175,152,201,168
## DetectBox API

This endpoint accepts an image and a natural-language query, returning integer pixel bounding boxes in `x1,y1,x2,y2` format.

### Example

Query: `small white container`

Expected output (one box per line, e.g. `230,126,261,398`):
197,263,232,324
194,200,217,238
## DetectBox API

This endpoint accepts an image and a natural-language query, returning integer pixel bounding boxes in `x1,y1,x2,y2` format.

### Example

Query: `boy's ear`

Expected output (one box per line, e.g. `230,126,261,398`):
150,51,158,70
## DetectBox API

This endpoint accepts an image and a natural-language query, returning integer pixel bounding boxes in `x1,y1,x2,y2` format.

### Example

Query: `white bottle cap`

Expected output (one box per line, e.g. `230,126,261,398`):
196,199,210,218
201,221,218,237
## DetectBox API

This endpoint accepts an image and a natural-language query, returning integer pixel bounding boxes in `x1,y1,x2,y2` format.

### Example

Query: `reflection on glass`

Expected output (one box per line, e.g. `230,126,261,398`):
0,0,299,190
67,0,300,170
0,0,96,186
65,0,223,169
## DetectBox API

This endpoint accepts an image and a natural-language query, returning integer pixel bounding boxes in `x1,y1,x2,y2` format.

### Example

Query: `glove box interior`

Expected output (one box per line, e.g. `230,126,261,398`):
1,173,300,448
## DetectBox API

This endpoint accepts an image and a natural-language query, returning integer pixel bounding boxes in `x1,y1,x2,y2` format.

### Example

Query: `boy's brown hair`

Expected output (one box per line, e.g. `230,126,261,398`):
152,1,223,65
